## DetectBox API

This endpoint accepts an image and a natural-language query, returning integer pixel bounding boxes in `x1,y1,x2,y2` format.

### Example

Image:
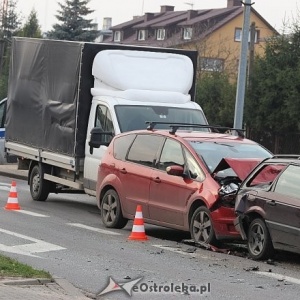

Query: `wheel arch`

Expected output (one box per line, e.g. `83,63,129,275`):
27,161,39,184
243,211,264,238
97,174,123,207
99,184,117,207
188,199,207,226
28,161,53,183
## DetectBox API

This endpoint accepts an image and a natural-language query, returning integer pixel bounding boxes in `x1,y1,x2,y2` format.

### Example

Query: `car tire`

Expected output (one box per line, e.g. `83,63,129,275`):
29,165,50,201
190,206,217,245
101,189,128,229
247,218,274,260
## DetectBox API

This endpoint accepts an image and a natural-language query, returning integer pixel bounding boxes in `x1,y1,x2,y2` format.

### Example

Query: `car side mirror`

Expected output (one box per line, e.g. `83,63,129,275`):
89,127,114,154
166,165,184,177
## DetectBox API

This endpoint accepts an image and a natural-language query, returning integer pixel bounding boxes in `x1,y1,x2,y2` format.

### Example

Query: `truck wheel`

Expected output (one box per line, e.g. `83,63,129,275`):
190,206,217,245
101,189,128,229
29,165,50,201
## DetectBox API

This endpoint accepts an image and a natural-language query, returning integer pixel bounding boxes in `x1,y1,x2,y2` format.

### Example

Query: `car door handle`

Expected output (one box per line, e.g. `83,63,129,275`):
152,177,161,183
120,168,127,174
267,200,276,206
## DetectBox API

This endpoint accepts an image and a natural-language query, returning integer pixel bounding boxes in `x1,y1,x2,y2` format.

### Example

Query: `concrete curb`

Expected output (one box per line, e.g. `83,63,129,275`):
1,278,53,286
54,278,93,299
0,277,92,299
0,167,28,180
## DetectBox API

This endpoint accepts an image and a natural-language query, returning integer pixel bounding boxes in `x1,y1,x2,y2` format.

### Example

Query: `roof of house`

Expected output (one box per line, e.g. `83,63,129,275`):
102,2,278,47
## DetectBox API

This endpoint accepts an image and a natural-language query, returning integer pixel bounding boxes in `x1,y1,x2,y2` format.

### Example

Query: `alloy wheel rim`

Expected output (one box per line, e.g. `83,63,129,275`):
102,194,117,225
193,211,211,243
249,223,265,255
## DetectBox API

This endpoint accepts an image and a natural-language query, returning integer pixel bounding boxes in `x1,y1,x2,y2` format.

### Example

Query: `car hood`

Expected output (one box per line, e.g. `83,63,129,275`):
213,158,263,181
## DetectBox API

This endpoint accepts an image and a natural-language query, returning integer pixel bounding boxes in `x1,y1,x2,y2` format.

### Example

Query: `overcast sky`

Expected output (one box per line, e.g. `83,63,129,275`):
16,0,300,32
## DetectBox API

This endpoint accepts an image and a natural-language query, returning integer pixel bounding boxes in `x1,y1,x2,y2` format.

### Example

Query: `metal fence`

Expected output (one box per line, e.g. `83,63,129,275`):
248,130,300,154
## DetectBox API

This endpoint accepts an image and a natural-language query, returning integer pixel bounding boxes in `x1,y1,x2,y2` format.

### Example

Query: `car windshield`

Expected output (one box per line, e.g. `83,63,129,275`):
115,105,208,132
190,141,272,175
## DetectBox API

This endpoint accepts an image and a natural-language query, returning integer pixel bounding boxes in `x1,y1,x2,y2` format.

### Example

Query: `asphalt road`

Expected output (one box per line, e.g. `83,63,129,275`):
1,176,300,299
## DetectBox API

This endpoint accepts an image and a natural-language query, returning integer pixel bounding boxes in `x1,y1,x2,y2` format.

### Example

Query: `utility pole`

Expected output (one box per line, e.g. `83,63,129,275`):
248,22,256,89
0,0,8,33
141,0,145,15
0,40,4,76
233,0,253,130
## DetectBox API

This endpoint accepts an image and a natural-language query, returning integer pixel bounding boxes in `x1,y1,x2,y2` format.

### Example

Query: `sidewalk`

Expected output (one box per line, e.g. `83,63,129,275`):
0,164,93,300
0,163,27,180
0,277,92,300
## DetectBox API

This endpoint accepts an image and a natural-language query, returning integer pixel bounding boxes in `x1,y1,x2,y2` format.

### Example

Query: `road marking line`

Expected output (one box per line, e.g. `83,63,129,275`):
255,271,300,285
67,223,121,235
15,210,49,217
0,228,66,257
0,186,10,191
0,183,11,186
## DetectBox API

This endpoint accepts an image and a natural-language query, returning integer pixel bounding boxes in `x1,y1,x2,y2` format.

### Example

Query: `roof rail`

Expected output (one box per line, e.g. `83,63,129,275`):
145,121,245,137
146,121,209,130
271,154,300,160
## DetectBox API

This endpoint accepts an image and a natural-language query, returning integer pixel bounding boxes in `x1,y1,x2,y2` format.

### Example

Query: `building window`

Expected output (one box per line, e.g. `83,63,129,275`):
183,27,193,40
138,30,146,40
157,29,165,40
200,58,224,72
234,28,259,43
114,31,121,42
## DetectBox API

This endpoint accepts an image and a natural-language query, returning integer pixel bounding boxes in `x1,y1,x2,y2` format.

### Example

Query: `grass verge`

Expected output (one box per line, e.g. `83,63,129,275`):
0,254,51,278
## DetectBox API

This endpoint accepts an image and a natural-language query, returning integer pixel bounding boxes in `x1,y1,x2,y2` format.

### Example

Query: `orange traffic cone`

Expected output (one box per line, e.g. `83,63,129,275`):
5,181,21,210
128,205,148,241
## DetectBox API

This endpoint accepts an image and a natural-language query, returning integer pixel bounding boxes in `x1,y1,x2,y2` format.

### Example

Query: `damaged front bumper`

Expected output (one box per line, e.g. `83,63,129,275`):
233,215,247,240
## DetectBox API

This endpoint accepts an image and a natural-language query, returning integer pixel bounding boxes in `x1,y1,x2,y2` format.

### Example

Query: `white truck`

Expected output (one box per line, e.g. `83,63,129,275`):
5,37,208,201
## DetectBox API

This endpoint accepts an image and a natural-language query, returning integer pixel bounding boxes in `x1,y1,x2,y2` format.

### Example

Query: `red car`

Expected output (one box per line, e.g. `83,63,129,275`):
94,124,272,244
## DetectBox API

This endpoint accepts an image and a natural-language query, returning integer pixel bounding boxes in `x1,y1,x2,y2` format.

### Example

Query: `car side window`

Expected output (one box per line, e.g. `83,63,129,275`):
95,105,115,143
274,165,300,198
158,138,184,171
0,99,6,128
127,134,163,167
184,148,205,181
95,105,114,132
247,164,286,187
113,134,136,161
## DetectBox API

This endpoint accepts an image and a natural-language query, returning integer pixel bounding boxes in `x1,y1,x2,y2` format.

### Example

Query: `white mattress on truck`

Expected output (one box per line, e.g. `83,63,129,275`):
91,50,193,95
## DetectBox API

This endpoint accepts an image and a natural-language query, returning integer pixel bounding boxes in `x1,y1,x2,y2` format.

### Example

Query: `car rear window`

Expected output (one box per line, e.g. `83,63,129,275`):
127,134,164,167
113,134,136,161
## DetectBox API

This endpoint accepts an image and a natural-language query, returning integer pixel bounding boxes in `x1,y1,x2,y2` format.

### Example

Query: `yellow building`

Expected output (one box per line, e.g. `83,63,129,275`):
102,0,278,78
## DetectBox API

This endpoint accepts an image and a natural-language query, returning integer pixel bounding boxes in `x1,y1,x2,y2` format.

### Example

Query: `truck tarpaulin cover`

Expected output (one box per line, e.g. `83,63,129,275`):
6,38,198,158
6,38,91,157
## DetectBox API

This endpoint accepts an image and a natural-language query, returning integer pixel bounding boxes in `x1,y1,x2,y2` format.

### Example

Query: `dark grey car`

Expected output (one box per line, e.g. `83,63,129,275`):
234,155,300,260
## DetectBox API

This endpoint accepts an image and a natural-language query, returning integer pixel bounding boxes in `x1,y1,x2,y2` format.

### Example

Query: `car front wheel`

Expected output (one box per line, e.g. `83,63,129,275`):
247,218,274,260
190,206,217,245
101,189,128,229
